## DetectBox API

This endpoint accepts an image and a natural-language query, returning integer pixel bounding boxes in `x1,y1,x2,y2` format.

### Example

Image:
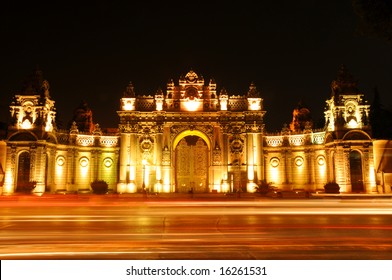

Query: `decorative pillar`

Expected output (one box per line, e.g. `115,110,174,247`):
128,133,138,193
118,131,137,193
47,147,56,193
162,145,171,193
66,148,75,192
285,149,292,186
222,131,229,188
96,150,103,181
246,132,256,192
343,148,351,192
255,132,263,183
91,149,97,182
154,127,163,192
307,150,315,186
364,147,376,193
2,146,16,195
219,113,231,192
118,133,129,193
31,146,45,196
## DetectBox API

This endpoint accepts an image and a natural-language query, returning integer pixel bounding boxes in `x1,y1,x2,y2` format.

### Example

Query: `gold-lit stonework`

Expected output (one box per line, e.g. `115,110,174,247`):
1,67,387,195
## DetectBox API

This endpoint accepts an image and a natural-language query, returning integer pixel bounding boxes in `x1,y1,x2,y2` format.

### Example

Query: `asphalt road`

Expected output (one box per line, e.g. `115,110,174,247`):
1,196,392,259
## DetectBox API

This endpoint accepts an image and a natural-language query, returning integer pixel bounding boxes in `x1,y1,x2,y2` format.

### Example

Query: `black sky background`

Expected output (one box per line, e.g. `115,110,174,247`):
1,1,391,132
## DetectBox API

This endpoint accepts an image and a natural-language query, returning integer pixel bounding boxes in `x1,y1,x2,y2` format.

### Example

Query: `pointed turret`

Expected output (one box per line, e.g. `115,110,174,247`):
9,68,56,132
123,82,136,98
69,100,94,133
324,65,370,135
331,64,359,97
247,82,263,111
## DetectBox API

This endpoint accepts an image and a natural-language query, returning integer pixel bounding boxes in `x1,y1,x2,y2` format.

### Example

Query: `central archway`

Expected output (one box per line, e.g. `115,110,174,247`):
173,130,210,193
350,150,364,192
16,151,31,192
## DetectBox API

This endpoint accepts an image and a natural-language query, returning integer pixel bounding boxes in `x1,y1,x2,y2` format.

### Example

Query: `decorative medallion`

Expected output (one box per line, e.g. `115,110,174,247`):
317,155,325,166
56,155,65,166
140,137,153,152
230,136,244,154
103,157,113,168
294,156,304,167
79,157,89,167
270,157,280,168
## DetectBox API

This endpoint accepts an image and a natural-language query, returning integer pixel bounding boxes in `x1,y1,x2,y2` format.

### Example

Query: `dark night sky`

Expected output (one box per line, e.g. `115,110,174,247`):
1,1,391,132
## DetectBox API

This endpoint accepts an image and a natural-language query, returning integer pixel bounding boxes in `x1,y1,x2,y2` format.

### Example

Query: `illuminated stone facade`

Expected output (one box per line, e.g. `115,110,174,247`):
0,67,386,195
117,70,264,194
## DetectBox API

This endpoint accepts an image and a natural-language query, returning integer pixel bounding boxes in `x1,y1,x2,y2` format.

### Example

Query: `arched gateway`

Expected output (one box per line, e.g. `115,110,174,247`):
116,70,265,193
173,131,210,193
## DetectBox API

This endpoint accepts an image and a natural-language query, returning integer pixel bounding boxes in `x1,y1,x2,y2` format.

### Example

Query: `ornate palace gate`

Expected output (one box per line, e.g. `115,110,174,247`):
175,136,208,193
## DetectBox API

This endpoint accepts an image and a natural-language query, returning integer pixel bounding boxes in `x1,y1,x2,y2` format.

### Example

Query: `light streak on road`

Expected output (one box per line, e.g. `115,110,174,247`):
1,198,392,259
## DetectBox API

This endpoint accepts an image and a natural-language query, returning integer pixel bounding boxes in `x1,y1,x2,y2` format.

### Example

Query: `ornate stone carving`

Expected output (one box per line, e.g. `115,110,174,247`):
140,136,153,153
76,135,94,146
228,124,245,135
212,143,222,165
229,135,244,154
289,135,305,146
162,146,171,166
119,122,139,133
312,132,325,144
92,123,102,136
99,136,118,147
154,124,164,133
69,121,79,134
265,136,283,147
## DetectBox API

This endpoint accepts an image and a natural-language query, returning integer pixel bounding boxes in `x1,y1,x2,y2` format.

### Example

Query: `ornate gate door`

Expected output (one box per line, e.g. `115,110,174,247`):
16,151,31,192
175,136,208,193
350,150,364,192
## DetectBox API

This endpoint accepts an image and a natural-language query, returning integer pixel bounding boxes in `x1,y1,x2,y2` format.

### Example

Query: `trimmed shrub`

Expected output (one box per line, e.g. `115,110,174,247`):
90,180,108,195
324,182,340,194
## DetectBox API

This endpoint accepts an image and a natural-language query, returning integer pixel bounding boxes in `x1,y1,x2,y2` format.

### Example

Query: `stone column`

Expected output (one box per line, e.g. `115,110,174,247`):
118,133,129,184
246,132,256,192
286,150,293,188
128,133,137,193
96,150,102,181
47,148,56,193
255,132,263,183
307,150,315,185
154,130,163,193
32,145,46,196
2,146,16,194
118,132,137,193
222,131,229,188
66,148,75,192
